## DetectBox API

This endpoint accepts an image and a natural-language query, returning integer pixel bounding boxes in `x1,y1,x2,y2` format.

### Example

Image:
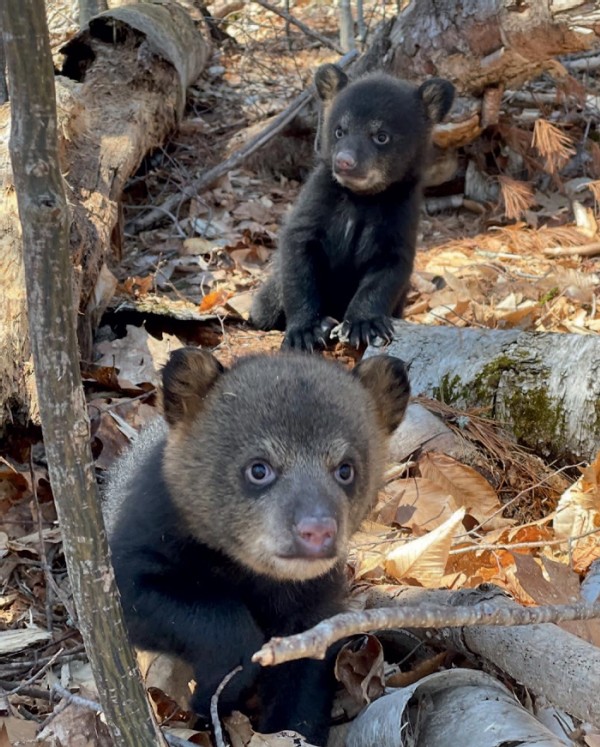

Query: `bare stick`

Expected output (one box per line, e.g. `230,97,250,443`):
210,666,242,747
543,241,600,257
254,0,343,54
253,600,600,666
125,49,358,235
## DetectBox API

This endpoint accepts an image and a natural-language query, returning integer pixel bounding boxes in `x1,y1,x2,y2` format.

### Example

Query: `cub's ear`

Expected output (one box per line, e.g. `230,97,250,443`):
354,356,410,434
315,64,348,102
418,78,455,124
162,347,224,427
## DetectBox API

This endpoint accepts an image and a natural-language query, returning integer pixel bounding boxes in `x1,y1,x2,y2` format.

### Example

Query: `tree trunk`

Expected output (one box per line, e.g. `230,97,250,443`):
0,2,209,431
2,1,166,744
368,321,600,461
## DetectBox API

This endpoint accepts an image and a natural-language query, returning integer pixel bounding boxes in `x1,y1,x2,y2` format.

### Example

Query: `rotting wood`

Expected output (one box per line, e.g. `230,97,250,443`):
0,2,209,429
367,321,600,462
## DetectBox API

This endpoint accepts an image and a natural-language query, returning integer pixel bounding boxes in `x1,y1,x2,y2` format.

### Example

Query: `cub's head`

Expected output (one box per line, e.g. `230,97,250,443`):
314,64,455,194
162,350,410,582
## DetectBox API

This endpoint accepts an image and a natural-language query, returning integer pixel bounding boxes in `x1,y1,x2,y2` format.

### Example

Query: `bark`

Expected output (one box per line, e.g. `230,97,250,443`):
361,0,600,150
0,2,209,430
367,321,600,461
79,0,108,27
364,585,600,731
345,670,566,747
2,1,166,745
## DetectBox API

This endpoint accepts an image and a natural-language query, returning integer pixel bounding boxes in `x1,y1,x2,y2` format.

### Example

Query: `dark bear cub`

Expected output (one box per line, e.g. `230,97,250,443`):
105,348,410,745
250,64,455,351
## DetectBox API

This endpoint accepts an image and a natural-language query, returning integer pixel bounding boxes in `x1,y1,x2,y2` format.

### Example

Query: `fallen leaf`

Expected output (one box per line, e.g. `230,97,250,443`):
418,452,505,527
384,508,466,587
334,635,385,707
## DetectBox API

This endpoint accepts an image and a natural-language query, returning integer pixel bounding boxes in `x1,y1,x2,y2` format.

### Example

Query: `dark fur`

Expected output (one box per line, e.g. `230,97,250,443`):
106,349,410,744
250,66,455,351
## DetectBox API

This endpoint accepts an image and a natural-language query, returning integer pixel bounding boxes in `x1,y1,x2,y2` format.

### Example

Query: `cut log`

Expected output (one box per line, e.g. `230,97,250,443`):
0,3,209,430
367,321,600,461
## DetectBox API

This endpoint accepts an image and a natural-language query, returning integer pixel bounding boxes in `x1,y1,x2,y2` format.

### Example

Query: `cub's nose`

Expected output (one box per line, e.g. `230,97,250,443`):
334,151,357,173
293,517,338,557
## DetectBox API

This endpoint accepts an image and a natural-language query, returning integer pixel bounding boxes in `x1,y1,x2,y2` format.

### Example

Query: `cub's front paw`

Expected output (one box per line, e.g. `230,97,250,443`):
331,316,394,348
282,318,337,352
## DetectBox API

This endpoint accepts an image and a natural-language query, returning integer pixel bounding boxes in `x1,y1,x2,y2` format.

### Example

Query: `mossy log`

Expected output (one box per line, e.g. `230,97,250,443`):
369,321,600,461
0,2,209,430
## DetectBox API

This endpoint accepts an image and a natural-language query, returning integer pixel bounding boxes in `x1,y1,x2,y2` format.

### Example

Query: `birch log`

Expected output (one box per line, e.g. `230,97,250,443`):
367,321,600,461
363,585,600,730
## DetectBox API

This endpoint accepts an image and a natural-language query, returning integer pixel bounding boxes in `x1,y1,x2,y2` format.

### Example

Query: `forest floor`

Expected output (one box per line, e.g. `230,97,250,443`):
1,2,600,746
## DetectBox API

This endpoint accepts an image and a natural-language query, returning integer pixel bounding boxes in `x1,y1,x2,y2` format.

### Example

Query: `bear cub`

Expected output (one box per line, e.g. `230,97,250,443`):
105,348,410,745
250,65,455,351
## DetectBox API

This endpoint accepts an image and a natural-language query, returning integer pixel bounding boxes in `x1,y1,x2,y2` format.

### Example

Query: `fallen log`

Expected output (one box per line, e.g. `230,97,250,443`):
0,2,209,430
364,585,600,731
367,321,600,462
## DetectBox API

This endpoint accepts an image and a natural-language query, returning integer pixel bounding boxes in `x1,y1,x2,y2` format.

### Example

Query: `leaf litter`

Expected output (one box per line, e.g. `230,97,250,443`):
3,0,600,745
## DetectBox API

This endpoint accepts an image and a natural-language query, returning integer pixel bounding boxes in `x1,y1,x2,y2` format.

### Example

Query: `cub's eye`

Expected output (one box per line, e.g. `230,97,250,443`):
373,131,390,145
245,460,276,487
334,126,344,139
334,462,355,485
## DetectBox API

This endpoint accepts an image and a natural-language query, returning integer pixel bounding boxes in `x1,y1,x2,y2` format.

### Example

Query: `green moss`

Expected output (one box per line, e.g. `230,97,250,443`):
471,355,518,403
503,387,566,452
432,373,465,405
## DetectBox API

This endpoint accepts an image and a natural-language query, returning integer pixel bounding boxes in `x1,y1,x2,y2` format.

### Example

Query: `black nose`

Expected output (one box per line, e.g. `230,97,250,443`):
293,517,338,557
334,151,357,173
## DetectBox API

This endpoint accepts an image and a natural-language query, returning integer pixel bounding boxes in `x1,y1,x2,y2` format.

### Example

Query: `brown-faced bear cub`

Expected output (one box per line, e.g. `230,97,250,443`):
105,348,410,744
250,64,455,351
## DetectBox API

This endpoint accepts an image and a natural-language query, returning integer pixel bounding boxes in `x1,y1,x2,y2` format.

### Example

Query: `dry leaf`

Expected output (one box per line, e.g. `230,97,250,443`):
334,635,385,707
389,477,458,532
418,453,505,527
554,451,600,545
199,288,232,312
384,508,466,587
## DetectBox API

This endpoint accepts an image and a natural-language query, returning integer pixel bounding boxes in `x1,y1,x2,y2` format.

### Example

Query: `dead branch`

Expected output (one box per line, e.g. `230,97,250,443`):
124,48,358,235
253,598,600,666
253,0,343,54
543,241,600,256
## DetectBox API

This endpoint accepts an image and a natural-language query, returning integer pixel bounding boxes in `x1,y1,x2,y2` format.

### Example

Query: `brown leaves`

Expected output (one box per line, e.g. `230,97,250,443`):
532,119,576,174
498,176,536,220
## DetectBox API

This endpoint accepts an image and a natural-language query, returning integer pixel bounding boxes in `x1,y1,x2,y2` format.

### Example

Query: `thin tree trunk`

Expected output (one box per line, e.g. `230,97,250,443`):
2,2,166,744
371,321,600,461
338,0,355,52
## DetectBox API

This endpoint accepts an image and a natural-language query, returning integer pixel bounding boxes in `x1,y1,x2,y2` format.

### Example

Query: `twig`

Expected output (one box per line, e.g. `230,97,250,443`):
52,683,103,713
30,453,53,632
543,242,600,257
2,649,63,695
252,600,600,666
41,685,197,747
125,49,358,235
253,0,343,54
210,666,242,747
